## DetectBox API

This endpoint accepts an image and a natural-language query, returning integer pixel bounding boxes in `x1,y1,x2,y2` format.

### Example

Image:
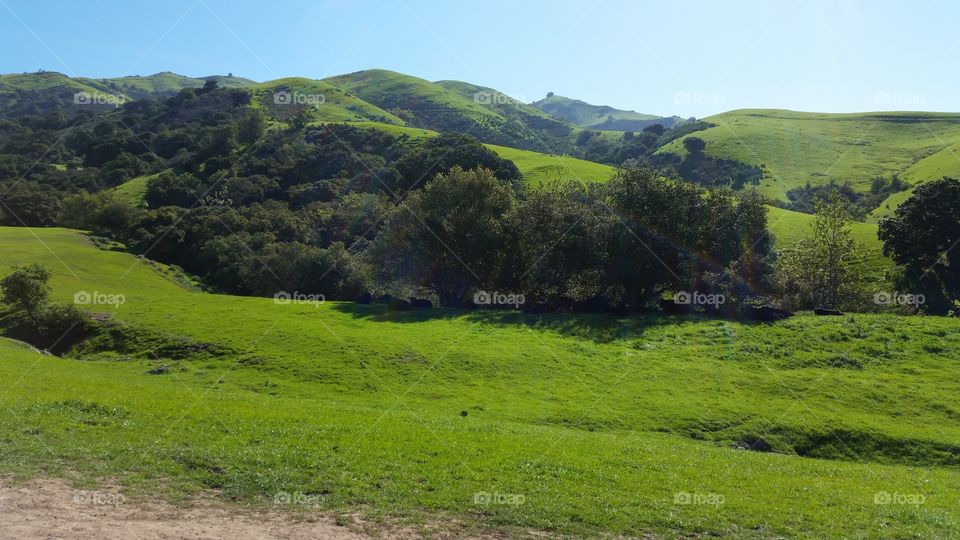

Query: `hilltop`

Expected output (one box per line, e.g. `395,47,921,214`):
659,109,960,214
533,93,684,131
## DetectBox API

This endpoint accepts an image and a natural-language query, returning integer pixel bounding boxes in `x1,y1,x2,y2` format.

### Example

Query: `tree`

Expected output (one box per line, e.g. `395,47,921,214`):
394,133,521,193
683,136,706,155
878,177,960,313
1,263,51,321
776,194,865,310
374,167,515,306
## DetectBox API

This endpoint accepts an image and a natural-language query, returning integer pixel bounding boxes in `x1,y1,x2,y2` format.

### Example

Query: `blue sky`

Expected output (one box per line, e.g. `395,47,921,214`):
1,0,955,117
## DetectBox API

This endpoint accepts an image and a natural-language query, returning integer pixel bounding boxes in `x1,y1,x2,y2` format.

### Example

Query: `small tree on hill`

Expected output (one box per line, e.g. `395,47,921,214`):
1,264,51,322
776,194,865,310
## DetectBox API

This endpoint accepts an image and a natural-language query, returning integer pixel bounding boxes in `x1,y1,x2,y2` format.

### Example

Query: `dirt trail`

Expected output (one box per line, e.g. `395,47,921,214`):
0,477,371,539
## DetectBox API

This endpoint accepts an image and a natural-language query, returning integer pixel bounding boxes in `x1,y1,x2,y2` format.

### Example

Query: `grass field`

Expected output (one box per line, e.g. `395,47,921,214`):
659,109,960,205
1,226,958,537
485,144,616,185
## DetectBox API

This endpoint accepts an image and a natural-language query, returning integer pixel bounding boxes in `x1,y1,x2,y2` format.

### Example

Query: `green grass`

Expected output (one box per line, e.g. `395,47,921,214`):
324,69,502,124
1,226,959,537
76,72,254,99
485,144,616,186
253,77,405,125
659,109,960,204
533,94,663,129
110,171,163,205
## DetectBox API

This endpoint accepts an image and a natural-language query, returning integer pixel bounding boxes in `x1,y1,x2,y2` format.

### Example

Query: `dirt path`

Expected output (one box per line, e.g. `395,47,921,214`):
0,477,373,539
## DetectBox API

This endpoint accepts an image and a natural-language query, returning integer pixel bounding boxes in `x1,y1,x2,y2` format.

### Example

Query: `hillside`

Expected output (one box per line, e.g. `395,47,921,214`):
533,94,683,131
2,226,959,537
658,109,960,209
76,72,256,99
324,69,575,152
252,77,405,125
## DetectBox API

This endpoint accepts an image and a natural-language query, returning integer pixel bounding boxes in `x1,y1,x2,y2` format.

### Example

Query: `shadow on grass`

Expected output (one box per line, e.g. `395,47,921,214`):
331,302,736,343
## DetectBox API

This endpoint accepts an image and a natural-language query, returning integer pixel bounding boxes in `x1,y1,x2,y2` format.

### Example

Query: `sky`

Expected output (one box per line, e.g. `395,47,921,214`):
0,0,956,117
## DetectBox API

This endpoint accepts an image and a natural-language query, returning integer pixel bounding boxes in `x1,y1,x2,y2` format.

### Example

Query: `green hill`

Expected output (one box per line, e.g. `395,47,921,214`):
533,94,681,131
658,109,960,206
324,69,501,124
324,69,574,152
252,77,404,125
76,72,255,99
1,226,959,537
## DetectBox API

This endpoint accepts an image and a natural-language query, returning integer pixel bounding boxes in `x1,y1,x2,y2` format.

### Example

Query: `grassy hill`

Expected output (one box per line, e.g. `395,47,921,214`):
252,77,405,125
1,226,959,537
533,94,681,131
76,72,256,99
324,69,574,152
659,109,960,207
325,69,501,124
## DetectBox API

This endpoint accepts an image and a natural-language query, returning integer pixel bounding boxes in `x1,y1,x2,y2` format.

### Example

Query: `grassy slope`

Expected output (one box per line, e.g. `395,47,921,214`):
324,69,502,124
1,227,959,537
0,72,106,93
341,121,616,186
533,94,660,127
434,80,557,121
486,143,615,185
253,78,405,125
110,171,163,204
659,109,960,204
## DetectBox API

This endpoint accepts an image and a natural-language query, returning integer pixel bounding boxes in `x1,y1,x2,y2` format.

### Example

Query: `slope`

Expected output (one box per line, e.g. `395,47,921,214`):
1,226,959,537
251,77,404,125
658,109,960,203
533,94,682,131
324,69,574,152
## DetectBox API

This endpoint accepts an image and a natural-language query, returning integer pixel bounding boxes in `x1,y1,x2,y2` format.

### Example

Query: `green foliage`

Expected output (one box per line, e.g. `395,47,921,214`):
776,194,867,310
375,166,516,305
0,263,51,318
878,177,960,313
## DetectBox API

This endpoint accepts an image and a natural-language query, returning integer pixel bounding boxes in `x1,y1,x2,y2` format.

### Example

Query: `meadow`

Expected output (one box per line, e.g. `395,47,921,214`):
659,109,960,206
1,226,958,537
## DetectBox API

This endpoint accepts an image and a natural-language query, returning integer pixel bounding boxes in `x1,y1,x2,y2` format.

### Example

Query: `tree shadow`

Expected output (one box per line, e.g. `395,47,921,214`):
331,302,726,343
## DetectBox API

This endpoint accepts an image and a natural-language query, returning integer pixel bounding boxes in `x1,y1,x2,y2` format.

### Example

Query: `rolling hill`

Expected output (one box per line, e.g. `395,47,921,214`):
658,109,960,212
533,94,683,131
323,69,574,152
1,225,959,537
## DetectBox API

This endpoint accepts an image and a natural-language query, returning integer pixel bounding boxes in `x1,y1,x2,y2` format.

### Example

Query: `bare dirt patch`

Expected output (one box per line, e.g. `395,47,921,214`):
0,477,371,539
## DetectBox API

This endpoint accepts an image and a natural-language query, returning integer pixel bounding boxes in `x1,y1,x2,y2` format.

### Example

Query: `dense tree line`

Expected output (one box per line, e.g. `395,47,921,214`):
3,83,957,316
